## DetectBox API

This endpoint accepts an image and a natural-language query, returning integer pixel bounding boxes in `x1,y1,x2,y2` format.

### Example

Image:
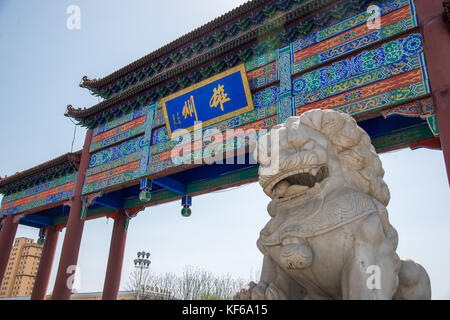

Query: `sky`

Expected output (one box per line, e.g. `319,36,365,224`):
0,0,449,299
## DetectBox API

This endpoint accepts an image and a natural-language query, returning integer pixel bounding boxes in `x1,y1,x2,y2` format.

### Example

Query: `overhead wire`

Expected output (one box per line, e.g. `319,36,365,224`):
69,118,77,153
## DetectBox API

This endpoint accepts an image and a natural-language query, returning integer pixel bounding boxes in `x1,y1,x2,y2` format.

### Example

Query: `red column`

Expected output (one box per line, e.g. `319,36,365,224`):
31,225,59,300
102,209,128,300
51,129,93,300
0,214,18,285
415,0,450,184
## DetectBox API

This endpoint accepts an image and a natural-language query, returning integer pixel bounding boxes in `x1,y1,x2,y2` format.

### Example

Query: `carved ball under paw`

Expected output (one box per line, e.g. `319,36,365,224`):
280,238,313,270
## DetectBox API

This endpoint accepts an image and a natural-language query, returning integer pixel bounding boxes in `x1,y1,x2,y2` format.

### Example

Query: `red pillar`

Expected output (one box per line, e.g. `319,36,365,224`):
0,214,18,285
415,0,450,184
31,225,59,300
51,129,93,300
102,209,128,300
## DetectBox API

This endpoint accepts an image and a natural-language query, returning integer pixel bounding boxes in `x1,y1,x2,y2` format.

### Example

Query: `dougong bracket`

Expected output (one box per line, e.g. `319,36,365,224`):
124,206,145,231
80,191,103,220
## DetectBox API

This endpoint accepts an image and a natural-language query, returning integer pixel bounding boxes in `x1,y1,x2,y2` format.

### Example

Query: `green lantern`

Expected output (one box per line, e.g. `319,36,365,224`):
181,207,191,217
139,190,152,202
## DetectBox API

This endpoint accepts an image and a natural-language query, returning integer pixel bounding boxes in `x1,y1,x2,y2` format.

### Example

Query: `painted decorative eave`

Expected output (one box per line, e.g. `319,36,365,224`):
80,0,277,91
68,0,337,121
0,151,81,195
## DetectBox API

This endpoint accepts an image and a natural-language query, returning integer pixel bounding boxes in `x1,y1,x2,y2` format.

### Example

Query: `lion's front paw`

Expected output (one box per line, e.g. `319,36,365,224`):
233,281,287,300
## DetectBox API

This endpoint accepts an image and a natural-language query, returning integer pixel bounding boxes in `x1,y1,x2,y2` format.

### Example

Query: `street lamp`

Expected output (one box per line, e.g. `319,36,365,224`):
134,251,151,300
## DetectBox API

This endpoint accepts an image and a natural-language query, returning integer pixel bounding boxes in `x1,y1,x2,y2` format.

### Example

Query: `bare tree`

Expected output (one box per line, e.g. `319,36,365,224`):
126,265,251,300
126,269,178,300
176,266,247,300
152,272,178,299
126,269,151,299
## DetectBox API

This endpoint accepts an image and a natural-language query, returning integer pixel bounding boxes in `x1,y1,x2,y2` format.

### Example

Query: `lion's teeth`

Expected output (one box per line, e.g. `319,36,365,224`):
285,185,309,197
311,167,319,176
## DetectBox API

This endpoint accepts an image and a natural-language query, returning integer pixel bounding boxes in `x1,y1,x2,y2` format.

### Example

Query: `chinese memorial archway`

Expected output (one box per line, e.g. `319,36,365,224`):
0,0,449,300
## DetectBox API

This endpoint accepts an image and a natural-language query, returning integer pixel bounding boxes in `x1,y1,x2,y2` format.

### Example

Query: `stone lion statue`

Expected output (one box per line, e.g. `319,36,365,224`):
235,109,431,300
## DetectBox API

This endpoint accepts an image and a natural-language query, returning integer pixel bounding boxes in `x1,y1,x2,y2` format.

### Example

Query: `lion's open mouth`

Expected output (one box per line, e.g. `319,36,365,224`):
271,166,329,200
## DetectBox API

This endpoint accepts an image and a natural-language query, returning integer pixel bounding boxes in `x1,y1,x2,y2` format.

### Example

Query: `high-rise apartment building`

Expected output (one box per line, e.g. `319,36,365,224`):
0,237,43,297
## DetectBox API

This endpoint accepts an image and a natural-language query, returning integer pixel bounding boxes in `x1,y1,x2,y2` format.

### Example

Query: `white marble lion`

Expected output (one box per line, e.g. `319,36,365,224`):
235,110,431,300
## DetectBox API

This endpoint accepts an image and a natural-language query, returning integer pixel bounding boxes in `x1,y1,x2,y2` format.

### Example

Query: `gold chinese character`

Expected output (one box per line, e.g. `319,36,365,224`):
172,112,181,128
182,95,198,120
209,84,230,112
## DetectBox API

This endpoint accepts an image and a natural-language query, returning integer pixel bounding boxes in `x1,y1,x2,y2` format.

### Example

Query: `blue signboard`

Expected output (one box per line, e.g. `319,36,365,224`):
161,64,254,138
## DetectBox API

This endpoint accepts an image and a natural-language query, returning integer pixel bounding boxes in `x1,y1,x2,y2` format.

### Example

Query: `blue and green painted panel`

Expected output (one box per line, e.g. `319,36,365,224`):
1,173,77,215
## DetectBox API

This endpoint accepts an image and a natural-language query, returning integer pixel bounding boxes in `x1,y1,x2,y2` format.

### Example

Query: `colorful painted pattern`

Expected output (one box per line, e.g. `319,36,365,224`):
90,106,147,152
244,50,277,72
92,107,145,136
89,135,149,168
152,126,169,145
293,34,423,100
90,121,146,153
381,97,439,137
247,61,277,90
149,115,277,174
137,104,156,177
1,173,77,215
80,191,103,220
295,52,422,107
82,169,140,195
86,160,140,185
253,86,280,107
277,45,294,123
293,0,410,52
151,100,277,148
154,107,166,127
332,82,426,116
293,4,417,73
381,97,433,118
92,116,145,144
296,67,429,115
87,152,142,177
149,104,270,157
83,135,150,194
372,124,434,151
